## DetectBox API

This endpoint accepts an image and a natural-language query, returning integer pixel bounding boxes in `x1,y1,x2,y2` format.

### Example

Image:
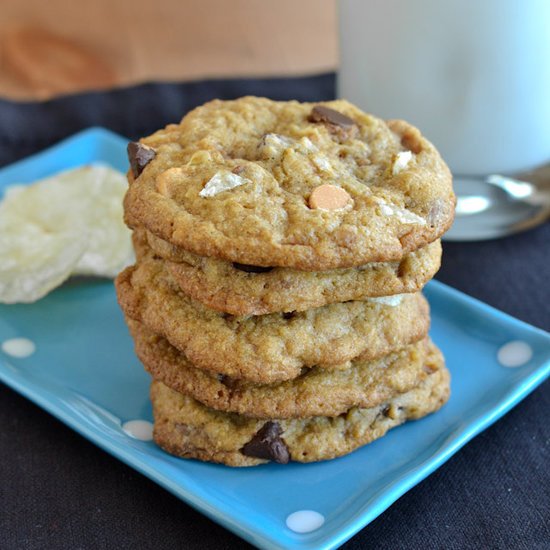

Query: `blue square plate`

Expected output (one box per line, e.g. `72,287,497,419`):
1,128,549,550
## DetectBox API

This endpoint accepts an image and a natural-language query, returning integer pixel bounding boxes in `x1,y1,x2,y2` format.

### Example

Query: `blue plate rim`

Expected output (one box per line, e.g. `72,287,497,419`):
0,128,549,550
0,127,124,172
1,279,549,550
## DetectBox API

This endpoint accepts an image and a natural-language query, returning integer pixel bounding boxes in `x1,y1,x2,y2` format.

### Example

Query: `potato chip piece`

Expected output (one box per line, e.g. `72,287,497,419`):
0,214,87,303
66,166,134,276
0,165,133,303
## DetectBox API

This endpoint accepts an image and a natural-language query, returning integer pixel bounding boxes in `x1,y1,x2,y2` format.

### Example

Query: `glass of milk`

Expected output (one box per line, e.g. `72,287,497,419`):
338,0,550,186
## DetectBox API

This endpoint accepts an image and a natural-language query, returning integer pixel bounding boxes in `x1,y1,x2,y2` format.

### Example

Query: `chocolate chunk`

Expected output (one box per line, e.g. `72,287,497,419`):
127,141,156,178
232,263,273,273
241,421,290,464
308,105,356,129
282,311,296,320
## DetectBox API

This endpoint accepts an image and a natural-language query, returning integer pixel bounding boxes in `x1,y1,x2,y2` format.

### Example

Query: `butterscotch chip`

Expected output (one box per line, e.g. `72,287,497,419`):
155,167,182,197
123,97,455,270
309,184,352,210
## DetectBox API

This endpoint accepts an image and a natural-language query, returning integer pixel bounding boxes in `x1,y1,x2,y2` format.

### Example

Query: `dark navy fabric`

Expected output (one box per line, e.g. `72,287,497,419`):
1,75,548,550
0,75,334,167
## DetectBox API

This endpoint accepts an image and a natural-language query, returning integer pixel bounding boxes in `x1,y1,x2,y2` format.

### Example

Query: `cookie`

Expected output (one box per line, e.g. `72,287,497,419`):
129,318,440,419
124,97,454,270
137,228,441,315
151,362,450,466
115,254,431,384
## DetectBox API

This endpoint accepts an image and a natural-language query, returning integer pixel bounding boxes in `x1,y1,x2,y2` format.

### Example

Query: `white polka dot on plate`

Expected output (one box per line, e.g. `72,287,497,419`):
122,420,153,441
286,510,325,533
497,340,533,368
1,338,36,358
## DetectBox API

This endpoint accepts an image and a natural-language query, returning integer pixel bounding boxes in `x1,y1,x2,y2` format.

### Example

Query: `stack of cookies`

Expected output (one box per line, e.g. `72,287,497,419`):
115,97,455,466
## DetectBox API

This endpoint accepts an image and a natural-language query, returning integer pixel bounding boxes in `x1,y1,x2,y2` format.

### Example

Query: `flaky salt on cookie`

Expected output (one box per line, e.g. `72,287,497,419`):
124,97,454,270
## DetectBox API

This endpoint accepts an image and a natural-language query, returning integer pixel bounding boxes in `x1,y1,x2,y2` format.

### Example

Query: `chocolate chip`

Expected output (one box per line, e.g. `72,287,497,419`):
397,258,409,279
282,311,296,320
241,421,290,464
127,141,156,178
232,263,273,273
308,105,356,129
217,373,239,389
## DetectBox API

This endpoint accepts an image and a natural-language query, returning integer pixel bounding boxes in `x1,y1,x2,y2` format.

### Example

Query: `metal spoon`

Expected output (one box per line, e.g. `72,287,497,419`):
443,165,550,241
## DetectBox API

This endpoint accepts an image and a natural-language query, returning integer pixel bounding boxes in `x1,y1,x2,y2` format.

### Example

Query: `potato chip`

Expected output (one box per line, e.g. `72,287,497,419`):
0,165,133,303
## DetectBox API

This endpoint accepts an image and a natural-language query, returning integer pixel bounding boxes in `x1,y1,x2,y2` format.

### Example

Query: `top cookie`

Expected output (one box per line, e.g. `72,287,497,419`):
124,97,454,270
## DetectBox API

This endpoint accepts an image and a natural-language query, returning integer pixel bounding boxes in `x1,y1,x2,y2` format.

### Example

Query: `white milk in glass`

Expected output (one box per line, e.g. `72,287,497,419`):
338,0,550,176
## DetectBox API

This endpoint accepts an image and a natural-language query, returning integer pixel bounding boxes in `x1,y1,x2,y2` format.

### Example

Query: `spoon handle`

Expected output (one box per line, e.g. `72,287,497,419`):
516,163,550,191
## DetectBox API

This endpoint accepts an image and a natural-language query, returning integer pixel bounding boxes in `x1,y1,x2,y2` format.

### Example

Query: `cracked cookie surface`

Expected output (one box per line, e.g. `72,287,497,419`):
151,361,450,466
129,319,440,418
137,228,441,315
115,253,431,384
124,97,454,270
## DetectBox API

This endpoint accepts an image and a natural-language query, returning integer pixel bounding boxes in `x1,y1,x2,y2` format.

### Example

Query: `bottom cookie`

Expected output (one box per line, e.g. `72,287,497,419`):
151,364,450,467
